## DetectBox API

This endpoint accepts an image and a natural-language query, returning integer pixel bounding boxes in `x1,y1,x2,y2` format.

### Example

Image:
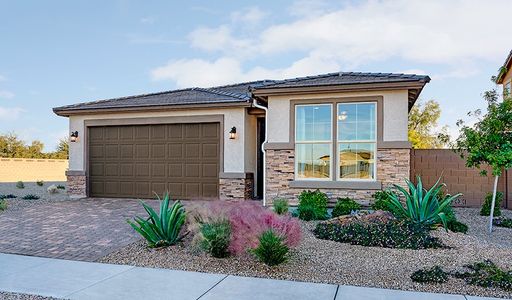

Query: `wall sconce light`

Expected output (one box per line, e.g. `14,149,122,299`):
70,131,79,142
229,127,237,139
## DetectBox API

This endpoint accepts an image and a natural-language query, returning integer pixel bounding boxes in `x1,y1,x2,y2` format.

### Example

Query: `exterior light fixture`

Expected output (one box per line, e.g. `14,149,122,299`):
70,131,79,142
229,127,237,139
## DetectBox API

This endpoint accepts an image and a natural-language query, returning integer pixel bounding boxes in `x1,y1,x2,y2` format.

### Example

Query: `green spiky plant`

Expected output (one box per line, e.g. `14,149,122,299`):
127,193,187,248
387,176,461,230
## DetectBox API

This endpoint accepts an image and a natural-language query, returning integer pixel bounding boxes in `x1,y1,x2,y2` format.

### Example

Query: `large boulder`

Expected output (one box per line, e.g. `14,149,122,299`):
326,210,395,226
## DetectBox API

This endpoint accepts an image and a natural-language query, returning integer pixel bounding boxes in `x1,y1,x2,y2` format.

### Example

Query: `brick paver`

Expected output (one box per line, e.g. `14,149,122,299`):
0,198,159,261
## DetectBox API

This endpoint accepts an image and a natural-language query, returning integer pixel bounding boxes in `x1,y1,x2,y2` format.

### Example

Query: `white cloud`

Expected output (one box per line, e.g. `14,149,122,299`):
0,90,15,99
396,69,428,76
152,0,512,87
0,107,23,121
230,7,268,24
140,16,156,24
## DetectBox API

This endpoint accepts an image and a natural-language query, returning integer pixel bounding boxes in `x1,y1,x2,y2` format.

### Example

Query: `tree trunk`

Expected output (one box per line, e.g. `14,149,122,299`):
489,175,500,234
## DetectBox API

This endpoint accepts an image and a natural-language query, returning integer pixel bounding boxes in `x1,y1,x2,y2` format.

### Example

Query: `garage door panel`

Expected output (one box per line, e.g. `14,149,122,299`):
89,123,219,199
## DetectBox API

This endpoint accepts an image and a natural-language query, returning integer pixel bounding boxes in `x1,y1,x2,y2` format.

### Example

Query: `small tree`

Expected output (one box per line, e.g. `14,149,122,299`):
408,99,450,149
455,90,512,233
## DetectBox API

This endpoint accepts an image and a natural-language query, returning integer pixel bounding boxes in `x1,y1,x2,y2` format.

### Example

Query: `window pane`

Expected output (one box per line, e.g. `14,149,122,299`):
296,143,330,179
338,103,376,141
339,143,375,179
296,104,332,141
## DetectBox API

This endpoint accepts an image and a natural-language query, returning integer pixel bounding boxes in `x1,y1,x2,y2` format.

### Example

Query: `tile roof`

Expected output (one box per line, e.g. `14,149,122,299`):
53,72,430,115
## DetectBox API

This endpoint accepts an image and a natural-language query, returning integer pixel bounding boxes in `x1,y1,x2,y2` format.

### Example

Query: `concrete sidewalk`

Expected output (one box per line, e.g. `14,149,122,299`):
0,253,504,300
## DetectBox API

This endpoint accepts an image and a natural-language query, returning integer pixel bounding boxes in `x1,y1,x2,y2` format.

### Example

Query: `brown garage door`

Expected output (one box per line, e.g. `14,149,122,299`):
88,123,220,199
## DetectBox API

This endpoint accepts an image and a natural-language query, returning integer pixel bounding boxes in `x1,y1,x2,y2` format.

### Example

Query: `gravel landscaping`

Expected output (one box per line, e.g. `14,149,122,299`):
100,207,512,299
0,181,68,212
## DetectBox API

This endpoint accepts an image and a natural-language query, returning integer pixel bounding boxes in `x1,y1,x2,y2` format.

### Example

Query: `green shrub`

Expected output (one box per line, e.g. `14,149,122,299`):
480,192,503,217
22,194,40,200
454,260,512,291
447,219,469,233
199,219,231,258
411,266,449,284
253,230,289,266
36,180,44,186
127,193,187,248
371,191,391,210
314,220,444,249
16,181,24,189
0,194,16,199
0,200,7,211
331,198,360,218
297,190,328,221
56,184,66,190
273,198,289,215
493,217,512,229
387,176,461,229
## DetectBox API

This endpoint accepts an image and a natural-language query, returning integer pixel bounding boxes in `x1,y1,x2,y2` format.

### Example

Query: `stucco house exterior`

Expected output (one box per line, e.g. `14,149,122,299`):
496,50,512,97
53,72,430,205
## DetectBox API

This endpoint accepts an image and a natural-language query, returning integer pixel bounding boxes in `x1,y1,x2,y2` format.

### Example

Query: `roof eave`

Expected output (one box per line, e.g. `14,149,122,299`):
252,80,429,97
53,101,252,117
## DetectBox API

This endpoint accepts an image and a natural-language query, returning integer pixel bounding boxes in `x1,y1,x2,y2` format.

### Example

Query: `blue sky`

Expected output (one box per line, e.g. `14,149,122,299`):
0,0,510,151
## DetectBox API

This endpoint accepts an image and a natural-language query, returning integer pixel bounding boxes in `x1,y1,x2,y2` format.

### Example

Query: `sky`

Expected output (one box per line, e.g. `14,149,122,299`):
0,0,510,151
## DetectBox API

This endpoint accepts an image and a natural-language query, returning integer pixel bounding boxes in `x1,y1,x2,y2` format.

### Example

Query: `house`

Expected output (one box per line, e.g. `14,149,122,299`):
53,72,430,205
496,50,512,96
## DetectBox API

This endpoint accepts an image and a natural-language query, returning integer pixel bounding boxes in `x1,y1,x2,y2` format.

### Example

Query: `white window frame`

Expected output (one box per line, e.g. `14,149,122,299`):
336,102,377,182
294,104,333,181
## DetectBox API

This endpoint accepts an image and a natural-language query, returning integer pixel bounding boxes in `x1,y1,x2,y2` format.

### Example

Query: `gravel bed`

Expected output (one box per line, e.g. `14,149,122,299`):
100,207,512,299
456,207,512,248
0,292,65,300
0,181,68,212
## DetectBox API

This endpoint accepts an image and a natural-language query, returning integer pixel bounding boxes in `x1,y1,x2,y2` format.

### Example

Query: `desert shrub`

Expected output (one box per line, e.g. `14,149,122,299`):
441,205,469,233
0,200,7,211
387,176,461,229
0,194,16,199
36,180,44,186
188,201,301,256
480,192,503,217
273,198,289,215
454,260,512,291
253,230,289,266
331,198,360,218
47,185,58,194
127,193,187,248
371,191,391,210
314,220,444,249
22,194,40,200
56,185,66,190
411,266,449,284
16,181,24,189
297,190,328,221
199,219,231,258
493,217,512,229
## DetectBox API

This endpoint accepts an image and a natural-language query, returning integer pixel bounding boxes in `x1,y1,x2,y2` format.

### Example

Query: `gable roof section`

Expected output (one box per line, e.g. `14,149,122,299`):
53,72,430,116
496,50,512,84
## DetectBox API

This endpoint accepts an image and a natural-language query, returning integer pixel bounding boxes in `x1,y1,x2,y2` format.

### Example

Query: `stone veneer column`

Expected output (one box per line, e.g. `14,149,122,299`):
219,173,254,200
265,148,410,206
65,171,87,199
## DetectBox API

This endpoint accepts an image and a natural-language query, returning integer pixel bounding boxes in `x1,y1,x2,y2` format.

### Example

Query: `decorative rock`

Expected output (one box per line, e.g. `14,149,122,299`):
325,210,396,226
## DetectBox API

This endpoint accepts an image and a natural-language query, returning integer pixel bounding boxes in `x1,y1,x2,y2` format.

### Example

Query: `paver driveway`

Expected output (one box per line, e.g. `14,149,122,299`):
0,198,158,261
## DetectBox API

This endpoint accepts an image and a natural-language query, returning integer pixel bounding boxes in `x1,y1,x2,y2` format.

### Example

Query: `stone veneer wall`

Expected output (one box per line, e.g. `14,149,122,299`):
66,173,87,199
219,173,254,200
265,148,410,206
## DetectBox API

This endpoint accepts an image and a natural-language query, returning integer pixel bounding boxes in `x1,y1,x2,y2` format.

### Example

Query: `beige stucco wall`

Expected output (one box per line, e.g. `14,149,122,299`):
0,158,68,182
267,90,410,143
68,107,250,174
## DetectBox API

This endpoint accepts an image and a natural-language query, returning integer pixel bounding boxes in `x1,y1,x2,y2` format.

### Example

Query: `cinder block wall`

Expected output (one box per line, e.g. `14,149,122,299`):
0,158,68,182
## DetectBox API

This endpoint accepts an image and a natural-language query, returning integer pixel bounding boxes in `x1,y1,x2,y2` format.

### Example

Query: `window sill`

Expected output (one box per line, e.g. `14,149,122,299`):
289,180,382,190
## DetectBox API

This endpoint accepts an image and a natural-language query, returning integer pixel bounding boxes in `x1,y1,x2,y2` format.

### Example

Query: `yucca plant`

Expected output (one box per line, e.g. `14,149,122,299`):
127,193,187,248
387,176,461,229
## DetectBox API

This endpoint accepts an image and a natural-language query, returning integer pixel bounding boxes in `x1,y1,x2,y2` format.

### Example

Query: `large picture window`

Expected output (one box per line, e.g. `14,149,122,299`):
295,104,332,180
337,103,376,180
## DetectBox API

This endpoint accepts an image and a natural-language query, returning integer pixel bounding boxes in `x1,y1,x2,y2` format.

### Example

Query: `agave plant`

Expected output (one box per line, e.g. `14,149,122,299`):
387,176,461,229
127,193,187,247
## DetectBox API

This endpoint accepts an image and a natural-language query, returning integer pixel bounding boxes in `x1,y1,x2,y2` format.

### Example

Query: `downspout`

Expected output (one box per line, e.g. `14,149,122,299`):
252,98,268,206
